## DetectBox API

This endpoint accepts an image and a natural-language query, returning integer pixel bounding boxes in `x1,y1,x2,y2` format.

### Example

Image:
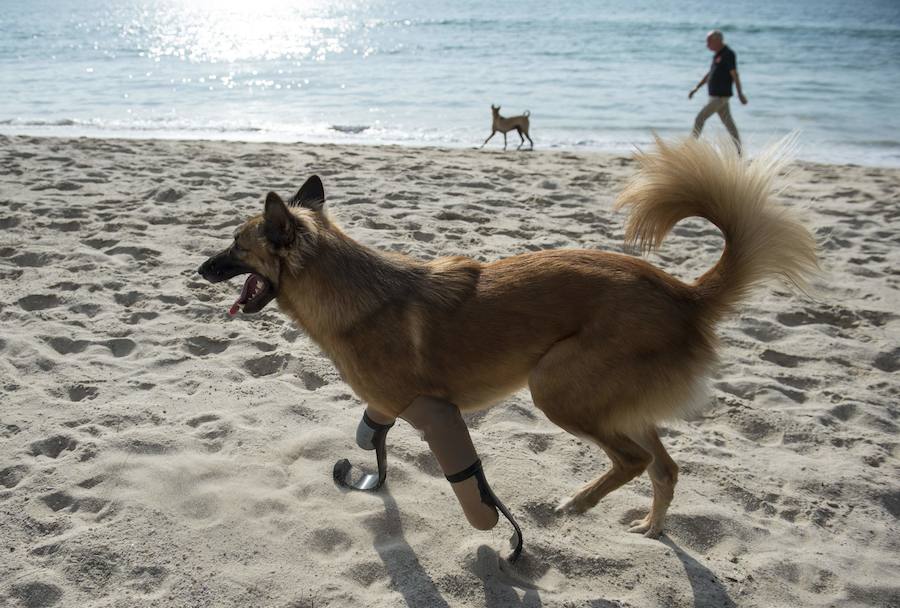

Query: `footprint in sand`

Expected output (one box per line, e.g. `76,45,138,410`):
149,187,184,203
18,294,63,311
776,306,858,329
125,311,158,325
77,475,106,489
103,338,136,357
63,546,119,592
29,435,78,459
66,384,99,402
873,347,900,373
184,336,229,356
723,408,781,442
178,493,222,522
32,181,82,191
104,246,161,262
113,291,141,307
412,231,435,242
43,336,135,358
739,318,787,343
40,490,108,515
243,353,289,377
300,371,327,391
44,337,90,355
760,349,808,368
83,238,118,249
186,413,220,427
125,565,169,594
9,581,64,608
68,303,101,318
307,527,353,556
0,463,30,488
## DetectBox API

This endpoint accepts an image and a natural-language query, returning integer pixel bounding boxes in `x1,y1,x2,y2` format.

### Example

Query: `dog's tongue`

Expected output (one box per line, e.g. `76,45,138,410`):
229,274,257,316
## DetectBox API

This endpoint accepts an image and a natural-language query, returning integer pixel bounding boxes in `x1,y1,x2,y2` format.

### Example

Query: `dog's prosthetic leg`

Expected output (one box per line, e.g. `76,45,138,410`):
402,396,524,561
333,408,395,491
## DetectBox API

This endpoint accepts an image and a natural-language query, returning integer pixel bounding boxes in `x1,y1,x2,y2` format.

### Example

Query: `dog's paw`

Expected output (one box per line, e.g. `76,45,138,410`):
627,517,651,534
627,517,663,538
555,495,584,514
642,527,664,539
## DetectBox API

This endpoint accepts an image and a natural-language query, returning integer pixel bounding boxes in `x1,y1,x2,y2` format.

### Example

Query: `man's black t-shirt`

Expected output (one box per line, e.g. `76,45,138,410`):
708,46,737,97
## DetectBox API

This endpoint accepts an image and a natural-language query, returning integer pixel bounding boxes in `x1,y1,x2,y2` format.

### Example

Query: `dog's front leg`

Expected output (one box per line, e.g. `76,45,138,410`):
402,396,523,560
333,407,395,491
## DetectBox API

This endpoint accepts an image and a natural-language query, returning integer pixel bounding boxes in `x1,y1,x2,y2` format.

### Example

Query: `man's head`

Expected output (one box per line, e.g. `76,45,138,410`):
706,30,724,52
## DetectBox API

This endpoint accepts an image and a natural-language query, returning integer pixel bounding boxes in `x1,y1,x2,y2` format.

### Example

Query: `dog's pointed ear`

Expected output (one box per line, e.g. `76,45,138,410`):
264,192,295,247
290,175,325,212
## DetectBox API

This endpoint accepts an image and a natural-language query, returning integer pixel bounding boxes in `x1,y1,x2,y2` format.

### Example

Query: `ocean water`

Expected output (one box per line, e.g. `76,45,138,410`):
1,0,899,165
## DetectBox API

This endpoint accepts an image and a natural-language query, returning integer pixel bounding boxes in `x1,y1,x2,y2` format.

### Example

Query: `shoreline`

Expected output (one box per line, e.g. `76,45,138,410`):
2,129,898,171
1,134,898,608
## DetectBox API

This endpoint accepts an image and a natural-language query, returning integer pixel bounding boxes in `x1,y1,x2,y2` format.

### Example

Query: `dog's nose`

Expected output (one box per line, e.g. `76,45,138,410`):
197,259,213,280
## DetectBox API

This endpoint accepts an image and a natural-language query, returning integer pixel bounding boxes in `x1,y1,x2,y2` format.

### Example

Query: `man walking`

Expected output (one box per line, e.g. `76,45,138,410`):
689,30,747,152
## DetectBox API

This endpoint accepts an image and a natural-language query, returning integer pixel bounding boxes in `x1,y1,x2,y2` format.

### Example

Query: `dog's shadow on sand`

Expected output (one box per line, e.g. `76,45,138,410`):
363,493,452,608
362,493,734,608
365,492,547,607
660,536,737,608
470,545,544,607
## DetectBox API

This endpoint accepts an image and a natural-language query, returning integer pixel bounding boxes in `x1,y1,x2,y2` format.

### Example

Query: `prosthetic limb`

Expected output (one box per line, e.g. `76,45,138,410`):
333,407,395,491
332,397,523,561
402,396,523,561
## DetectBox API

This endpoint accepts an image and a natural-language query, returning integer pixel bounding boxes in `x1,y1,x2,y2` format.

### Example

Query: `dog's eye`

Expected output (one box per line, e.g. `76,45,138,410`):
232,240,243,253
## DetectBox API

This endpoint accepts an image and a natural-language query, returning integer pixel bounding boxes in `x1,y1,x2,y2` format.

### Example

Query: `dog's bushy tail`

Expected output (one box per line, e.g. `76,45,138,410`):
614,135,818,318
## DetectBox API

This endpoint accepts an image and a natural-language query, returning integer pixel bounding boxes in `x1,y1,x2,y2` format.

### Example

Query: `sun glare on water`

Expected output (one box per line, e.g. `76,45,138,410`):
138,0,367,63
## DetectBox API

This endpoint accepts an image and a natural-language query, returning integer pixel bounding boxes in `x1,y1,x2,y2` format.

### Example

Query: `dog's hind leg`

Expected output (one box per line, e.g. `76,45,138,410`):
554,433,650,514
624,426,678,538
524,131,534,149
528,336,651,514
516,128,525,150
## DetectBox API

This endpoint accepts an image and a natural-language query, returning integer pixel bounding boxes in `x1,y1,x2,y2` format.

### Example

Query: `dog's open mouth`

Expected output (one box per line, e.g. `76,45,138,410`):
229,273,275,315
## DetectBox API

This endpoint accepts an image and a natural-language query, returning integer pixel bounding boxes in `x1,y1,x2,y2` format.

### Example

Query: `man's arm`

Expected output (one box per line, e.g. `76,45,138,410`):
689,72,709,99
731,69,748,104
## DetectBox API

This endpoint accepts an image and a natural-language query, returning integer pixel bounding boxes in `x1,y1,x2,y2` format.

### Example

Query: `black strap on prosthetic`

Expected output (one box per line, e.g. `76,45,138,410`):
361,411,392,438
333,414,394,492
446,459,524,562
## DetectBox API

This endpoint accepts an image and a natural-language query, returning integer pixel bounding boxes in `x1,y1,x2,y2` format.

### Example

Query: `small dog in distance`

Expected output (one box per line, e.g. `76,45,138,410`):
480,105,533,150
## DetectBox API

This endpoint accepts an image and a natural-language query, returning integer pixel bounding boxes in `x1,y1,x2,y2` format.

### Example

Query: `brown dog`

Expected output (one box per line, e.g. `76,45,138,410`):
198,137,817,540
480,104,533,150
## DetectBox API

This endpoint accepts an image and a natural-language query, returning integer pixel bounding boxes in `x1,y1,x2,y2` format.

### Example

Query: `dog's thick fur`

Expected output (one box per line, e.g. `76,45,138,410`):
480,104,533,150
199,137,817,537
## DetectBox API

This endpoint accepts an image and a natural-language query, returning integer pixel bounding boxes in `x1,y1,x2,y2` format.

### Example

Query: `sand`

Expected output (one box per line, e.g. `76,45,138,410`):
0,134,898,608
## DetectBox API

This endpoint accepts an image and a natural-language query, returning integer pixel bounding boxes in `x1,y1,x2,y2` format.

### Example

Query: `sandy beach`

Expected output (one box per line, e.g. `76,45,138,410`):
1,134,898,608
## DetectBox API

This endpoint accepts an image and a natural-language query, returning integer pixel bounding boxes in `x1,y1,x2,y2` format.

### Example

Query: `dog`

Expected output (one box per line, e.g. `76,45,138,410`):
480,104,533,150
198,137,817,540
